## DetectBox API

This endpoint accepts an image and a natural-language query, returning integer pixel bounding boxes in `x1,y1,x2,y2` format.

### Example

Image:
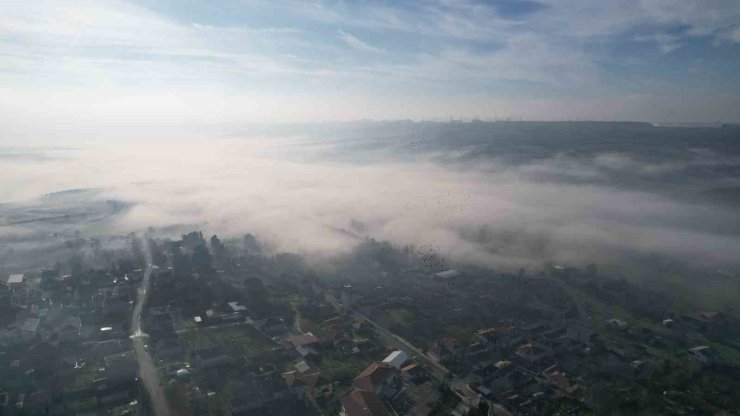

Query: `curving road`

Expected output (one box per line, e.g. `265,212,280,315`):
131,263,172,416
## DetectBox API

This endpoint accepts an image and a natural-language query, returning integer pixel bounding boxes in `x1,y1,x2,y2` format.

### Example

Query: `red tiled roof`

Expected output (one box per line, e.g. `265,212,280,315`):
282,370,322,389
281,371,305,387
340,389,390,416
546,370,580,394
401,363,419,372
441,337,462,351
353,363,397,392
289,333,320,348
699,311,720,320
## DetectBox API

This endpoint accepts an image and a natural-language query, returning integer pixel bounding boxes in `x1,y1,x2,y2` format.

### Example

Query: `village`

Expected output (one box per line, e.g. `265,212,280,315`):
1,231,739,415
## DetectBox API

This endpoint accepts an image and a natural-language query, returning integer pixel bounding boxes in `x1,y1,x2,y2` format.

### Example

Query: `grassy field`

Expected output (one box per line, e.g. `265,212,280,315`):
178,324,274,362
388,307,415,326
321,352,375,384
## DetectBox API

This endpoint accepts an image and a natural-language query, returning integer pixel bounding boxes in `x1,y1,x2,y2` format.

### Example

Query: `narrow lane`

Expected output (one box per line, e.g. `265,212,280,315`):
131,264,172,416
352,311,451,381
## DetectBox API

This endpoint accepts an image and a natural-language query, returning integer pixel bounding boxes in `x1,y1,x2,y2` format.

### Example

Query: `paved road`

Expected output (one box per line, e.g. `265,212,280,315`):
131,264,172,416
352,311,451,381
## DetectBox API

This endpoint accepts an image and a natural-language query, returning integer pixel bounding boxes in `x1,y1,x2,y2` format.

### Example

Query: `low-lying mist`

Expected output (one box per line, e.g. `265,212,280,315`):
2,122,739,276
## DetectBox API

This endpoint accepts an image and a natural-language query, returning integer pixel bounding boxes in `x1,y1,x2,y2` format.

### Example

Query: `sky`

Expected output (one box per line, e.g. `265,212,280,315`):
1,0,740,142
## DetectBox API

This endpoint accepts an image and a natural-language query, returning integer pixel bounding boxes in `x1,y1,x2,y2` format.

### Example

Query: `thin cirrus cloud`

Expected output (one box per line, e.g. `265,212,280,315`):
0,0,739,139
337,30,385,54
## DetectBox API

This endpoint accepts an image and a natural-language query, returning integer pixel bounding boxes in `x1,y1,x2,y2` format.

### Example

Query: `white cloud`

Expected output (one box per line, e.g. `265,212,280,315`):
0,0,738,127
338,30,384,53
635,32,681,53
2,137,739,269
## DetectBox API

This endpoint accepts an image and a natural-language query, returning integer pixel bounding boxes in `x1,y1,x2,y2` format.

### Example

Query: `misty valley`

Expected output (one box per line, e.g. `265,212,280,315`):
3,0,740,413
1,122,740,415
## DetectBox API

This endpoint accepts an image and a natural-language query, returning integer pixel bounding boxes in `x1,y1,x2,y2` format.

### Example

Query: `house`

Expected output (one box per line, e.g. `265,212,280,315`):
296,345,319,358
340,388,390,416
476,326,514,346
466,341,490,360
514,342,549,364
295,360,313,374
20,318,41,341
282,370,316,400
381,350,408,369
282,364,332,402
257,317,288,335
289,333,320,349
604,318,628,330
433,269,460,279
685,311,721,325
2,274,24,288
683,311,736,334
227,301,247,313
688,345,719,366
322,316,344,331
353,362,400,399
631,360,651,378
428,337,462,363
543,365,580,396
353,338,379,354
495,360,513,372
401,363,426,383
0,392,9,408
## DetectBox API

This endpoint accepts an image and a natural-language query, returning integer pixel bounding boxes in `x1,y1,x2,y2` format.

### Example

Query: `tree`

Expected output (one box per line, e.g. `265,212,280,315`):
191,244,212,272
182,231,205,250
148,238,167,266
243,233,261,255
243,277,270,316
210,234,225,261
69,255,84,278
169,242,191,277
131,236,146,267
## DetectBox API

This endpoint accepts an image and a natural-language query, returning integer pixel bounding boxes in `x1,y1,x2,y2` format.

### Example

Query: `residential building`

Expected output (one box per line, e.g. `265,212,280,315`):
340,388,390,416
381,350,408,369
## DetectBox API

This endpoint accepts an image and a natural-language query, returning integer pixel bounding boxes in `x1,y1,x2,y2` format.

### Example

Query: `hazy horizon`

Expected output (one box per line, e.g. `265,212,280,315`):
2,4,740,413
2,0,740,145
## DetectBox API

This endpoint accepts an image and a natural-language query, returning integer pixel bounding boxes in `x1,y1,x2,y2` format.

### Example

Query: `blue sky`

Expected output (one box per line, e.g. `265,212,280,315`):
1,0,739,139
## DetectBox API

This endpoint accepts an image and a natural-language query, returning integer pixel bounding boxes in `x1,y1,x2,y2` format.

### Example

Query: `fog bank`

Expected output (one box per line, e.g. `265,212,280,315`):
2,123,739,271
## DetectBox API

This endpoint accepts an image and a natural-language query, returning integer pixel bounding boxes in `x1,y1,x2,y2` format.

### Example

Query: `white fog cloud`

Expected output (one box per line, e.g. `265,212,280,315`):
2,137,738,270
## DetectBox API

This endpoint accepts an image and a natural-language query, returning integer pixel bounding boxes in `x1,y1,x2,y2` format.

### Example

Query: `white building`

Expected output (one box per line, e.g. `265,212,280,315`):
20,318,40,341
688,346,712,364
2,274,24,288
382,350,409,369
433,269,459,279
